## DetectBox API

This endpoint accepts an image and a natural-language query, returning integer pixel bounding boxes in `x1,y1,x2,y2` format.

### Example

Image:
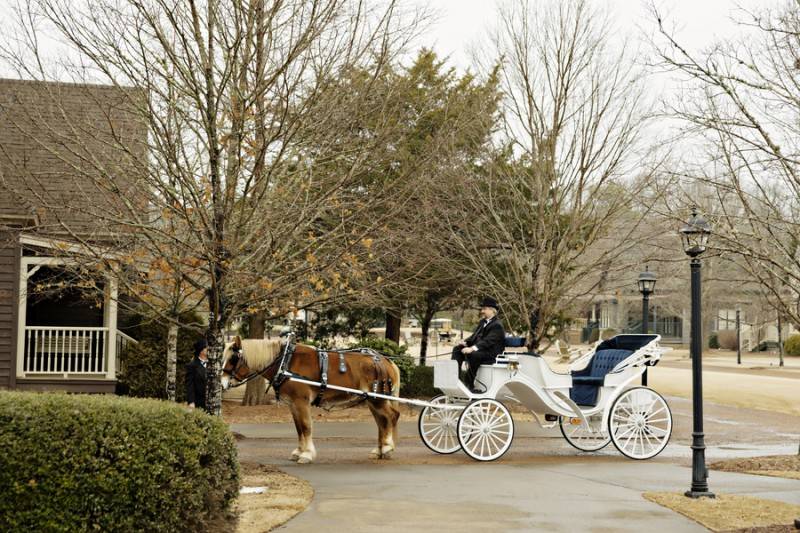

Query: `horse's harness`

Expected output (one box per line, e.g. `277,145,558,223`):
230,339,394,407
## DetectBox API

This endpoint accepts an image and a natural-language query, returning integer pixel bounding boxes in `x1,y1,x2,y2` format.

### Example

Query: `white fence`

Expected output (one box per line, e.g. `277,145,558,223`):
23,326,136,375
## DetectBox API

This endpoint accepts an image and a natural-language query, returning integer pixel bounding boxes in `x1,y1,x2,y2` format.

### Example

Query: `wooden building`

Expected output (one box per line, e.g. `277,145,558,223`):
0,78,142,393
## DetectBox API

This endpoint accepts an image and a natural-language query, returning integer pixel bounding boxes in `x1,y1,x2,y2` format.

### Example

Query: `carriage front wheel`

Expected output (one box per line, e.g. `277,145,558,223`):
457,399,514,461
418,394,462,454
608,387,672,460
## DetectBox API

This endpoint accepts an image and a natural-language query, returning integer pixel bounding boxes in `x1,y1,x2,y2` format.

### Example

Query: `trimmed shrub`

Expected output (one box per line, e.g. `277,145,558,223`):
403,365,436,398
0,392,239,533
717,330,738,350
708,333,720,349
785,334,800,356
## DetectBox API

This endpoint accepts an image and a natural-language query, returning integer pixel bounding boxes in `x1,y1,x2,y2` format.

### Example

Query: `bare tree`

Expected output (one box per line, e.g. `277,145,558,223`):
651,0,800,332
0,0,426,414
445,0,654,349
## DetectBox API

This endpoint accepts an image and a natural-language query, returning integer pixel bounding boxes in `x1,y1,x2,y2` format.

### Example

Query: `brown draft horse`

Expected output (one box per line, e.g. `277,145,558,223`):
221,336,401,464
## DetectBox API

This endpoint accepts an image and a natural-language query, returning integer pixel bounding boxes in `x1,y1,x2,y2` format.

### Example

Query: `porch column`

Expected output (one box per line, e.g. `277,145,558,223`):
105,276,118,379
15,261,28,378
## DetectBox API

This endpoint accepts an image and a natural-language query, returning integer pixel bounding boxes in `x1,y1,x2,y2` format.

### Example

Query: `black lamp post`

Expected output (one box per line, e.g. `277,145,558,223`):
637,267,657,386
680,207,715,499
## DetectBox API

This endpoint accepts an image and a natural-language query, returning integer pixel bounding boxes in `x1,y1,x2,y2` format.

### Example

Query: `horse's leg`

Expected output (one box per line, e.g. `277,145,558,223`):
287,399,304,462
367,400,394,459
291,398,316,464
287,396,316,463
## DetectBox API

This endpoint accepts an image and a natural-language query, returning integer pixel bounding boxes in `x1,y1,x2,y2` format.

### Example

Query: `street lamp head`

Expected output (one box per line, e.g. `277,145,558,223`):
680,207,711,258
638,266,657,295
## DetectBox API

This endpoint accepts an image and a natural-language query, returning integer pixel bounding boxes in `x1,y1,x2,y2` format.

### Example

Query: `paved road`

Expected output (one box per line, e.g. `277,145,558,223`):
277,463,799,532
235,397,800,531
235,396,800,465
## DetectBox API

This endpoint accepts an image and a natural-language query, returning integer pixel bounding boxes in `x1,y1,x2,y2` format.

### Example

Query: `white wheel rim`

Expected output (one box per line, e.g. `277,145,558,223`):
458,399,514,461
609,388,672,460
419,396,462,454
561,414,611,452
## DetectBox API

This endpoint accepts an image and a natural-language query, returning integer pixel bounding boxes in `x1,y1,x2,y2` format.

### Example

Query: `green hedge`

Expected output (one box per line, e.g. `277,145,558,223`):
785,334,800,356
0,392,239,533
708,333,720,349
403,365,436,398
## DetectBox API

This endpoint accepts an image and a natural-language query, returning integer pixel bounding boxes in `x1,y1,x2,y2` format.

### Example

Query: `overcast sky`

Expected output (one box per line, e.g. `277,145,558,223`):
409,0,766,72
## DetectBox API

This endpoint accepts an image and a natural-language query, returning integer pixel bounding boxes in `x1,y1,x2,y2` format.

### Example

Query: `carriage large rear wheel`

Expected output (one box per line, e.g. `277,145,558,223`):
418,394,463,454
559,412,611,452
457,399,514,461
608,387,672,460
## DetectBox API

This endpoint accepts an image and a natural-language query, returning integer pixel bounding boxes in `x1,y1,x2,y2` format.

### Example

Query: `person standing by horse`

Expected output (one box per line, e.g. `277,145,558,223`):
186,339,209,411
452,297,506,392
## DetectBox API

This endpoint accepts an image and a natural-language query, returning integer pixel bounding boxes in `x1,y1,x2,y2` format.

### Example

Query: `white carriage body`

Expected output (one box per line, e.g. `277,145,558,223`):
432,334,669,431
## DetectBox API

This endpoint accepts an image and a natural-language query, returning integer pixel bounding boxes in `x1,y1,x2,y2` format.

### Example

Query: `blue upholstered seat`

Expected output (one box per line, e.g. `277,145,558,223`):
569,348,634,406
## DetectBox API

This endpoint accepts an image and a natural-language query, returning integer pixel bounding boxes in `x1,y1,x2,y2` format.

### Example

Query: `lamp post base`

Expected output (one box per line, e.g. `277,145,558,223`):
683,490,717,500
684,490,716,499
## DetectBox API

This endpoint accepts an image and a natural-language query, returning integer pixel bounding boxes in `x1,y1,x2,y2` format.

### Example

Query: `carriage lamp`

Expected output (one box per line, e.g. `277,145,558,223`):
507,353,519,372
637,267,657,386
681,207,715,499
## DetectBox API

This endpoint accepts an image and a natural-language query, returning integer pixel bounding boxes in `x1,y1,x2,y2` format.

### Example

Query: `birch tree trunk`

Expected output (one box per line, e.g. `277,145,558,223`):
242,311,270,406
166,323,178,401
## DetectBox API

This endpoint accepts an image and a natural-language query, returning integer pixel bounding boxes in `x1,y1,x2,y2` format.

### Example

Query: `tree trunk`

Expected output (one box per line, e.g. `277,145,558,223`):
205,325,225,416
385,310,401,344
166,323,178,401
777,314,784,367
527,309,541,352
242,311,270,406
419,297,437,367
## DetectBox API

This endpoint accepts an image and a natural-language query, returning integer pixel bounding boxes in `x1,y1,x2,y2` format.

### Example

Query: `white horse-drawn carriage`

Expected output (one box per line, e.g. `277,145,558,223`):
417,334,673,461
230,332,672,463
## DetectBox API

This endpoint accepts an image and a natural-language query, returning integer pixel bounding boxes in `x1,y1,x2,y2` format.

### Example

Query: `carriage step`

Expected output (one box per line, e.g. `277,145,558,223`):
544,414,558,422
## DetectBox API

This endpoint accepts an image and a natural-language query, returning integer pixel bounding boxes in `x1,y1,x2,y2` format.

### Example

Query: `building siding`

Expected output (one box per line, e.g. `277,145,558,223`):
0,231,18,388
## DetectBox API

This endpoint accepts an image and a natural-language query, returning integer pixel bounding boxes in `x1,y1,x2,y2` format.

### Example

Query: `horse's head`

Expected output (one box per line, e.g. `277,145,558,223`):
221,336,283,389
221,336,249,390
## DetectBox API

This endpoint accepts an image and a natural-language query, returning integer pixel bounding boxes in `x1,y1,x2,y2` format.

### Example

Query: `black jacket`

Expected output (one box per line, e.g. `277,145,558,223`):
185,357,208,408
465,316,506,357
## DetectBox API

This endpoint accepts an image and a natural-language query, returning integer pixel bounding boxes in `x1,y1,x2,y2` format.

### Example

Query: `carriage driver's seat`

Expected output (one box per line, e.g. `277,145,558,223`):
568,335,658,406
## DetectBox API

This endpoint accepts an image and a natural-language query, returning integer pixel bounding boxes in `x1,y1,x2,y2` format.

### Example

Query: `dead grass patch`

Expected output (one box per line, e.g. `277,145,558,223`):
643,492,800,532
233,462,313,533
710,455,800,481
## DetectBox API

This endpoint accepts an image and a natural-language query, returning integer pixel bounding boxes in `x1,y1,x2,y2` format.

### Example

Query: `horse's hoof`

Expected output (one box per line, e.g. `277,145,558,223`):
369,448,380,459
380,450,394,459
296,454,313,464
290,449,301,461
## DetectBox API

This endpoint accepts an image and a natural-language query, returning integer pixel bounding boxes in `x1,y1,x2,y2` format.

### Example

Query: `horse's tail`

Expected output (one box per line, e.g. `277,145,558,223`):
388,359,401,398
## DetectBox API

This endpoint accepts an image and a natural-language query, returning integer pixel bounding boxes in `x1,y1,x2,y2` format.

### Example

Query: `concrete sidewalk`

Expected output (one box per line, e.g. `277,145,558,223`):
276,462,800,532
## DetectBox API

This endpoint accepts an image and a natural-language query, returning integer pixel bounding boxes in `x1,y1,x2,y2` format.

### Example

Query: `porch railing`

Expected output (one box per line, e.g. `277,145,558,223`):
23,326,136,376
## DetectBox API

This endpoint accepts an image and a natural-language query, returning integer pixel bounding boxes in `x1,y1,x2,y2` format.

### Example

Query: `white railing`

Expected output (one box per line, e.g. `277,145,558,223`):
115,330,139,375
23,326,137,376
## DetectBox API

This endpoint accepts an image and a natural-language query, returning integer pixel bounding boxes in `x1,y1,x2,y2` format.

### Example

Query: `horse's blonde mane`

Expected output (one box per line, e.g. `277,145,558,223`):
238,339,282,370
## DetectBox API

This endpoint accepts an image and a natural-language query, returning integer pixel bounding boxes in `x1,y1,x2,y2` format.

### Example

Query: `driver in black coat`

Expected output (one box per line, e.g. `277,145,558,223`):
452,297,506,392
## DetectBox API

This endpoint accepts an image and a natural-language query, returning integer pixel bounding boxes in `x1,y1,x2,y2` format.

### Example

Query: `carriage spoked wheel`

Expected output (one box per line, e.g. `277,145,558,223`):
418,394,464,454
559,412,611,452
457,398,514,461
608,386,672,460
